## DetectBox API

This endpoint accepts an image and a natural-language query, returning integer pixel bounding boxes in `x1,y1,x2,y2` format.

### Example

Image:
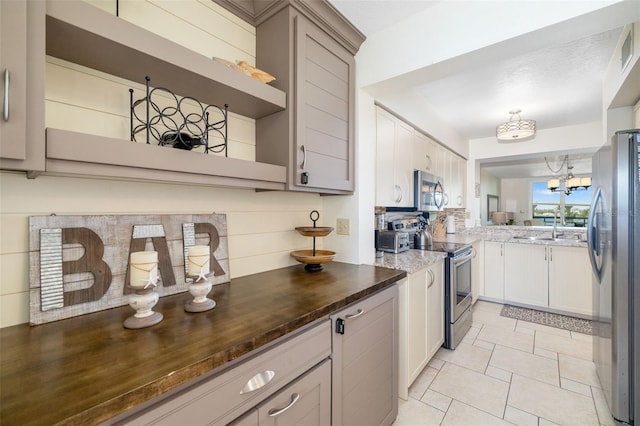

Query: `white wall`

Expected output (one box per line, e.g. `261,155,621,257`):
501,178,536,225
469,121,605,161
0,1,326,327
602,22,640,113
466,121,604,226
324,89,378,266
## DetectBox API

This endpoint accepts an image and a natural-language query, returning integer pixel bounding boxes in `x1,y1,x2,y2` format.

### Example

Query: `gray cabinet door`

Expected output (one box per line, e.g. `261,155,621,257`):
0,0,45,173
294,16,355,192
256,7,356,195
331,285,399,426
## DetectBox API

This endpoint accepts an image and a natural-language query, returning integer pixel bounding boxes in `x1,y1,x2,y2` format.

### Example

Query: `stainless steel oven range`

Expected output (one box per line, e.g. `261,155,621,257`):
424,242,473,350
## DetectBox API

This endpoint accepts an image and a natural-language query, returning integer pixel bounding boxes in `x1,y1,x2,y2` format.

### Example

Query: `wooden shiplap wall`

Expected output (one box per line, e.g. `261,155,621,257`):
0,0,323,328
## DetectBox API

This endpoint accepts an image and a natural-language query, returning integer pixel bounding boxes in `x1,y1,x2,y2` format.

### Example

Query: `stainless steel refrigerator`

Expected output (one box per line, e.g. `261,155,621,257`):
588,129,639,425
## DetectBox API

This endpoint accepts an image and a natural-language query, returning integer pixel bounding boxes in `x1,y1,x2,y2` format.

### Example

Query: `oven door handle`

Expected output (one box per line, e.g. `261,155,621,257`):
453,252,472,266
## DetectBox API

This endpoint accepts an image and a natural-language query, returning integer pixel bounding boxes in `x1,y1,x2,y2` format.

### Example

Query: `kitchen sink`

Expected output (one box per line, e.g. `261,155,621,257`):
512,236,554,241
512,236,581,243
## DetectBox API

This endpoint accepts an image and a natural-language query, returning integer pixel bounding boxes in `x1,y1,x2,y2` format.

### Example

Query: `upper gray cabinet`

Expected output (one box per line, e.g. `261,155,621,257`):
1,0,289,190
0,0,45,175
216,0,365,194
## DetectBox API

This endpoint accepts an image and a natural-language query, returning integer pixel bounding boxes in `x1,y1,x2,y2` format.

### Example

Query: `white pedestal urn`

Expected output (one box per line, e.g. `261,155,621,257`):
124,288,163,329
184,276,216,313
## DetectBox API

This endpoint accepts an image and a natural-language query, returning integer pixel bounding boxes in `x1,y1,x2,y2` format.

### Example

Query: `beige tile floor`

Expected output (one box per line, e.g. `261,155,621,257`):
394,300,615,426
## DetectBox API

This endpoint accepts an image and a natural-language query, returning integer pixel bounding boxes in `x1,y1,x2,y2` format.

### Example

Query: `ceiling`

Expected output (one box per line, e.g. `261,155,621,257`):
328,0,629,178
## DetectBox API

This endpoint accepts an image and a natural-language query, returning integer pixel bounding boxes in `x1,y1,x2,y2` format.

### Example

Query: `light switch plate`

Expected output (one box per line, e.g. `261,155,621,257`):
336,218,350,235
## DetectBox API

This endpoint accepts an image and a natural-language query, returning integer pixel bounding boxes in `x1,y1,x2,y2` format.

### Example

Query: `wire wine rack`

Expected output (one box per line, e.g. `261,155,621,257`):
129,76,228,155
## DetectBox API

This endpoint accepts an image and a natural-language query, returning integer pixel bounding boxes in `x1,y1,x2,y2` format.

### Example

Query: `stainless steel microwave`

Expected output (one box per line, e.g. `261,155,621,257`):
414,170,444,211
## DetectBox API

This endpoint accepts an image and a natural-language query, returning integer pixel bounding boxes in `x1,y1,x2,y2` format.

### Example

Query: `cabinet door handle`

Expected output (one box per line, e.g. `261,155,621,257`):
544,247,547,261
425,154,432,171
345,308,364,319
268,393,300,417
240,370,275,394
3,69,9,122
500,244,503,256
300,145,306,169
393,185,402,203
456,195,462,207
443,193,449,206
550,247,553,261
427,269,435,288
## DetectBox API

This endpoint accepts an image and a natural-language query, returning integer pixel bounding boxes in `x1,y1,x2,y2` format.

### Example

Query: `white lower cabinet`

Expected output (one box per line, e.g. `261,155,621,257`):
483,241,505,300
483,241,592,317
331,285,399,426
548,246,593,316
471,241,484,303
504,243,549,307
399,260,444,400
406,270,428,385
426,261,444,360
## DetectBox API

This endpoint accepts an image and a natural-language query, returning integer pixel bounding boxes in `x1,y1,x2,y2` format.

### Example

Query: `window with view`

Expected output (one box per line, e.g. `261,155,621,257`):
531,182,592,227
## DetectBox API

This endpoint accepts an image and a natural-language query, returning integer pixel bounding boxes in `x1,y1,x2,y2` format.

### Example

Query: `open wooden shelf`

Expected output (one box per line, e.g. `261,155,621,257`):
45,128,287,190
45,1,286,119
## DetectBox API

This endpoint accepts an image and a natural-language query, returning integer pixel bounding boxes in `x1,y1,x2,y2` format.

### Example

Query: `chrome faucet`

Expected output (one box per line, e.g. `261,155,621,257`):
552,208,564,239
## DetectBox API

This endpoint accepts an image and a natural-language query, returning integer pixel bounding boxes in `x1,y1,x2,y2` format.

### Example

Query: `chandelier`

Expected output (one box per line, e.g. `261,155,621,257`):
545,155,591,195
496,109,536,141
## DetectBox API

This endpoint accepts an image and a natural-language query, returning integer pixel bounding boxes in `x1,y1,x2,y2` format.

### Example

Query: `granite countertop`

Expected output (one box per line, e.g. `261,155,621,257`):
0,262,405,426
373,250,446,275
446,226,588,248
433,234,482,245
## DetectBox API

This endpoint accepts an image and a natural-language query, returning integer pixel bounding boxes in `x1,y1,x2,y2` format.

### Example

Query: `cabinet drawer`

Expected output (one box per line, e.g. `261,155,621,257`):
257,359,331,425
119,321,331,425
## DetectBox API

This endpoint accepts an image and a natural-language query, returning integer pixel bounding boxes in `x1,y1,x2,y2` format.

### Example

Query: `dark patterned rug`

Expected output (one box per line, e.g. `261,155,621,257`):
500,305,592,335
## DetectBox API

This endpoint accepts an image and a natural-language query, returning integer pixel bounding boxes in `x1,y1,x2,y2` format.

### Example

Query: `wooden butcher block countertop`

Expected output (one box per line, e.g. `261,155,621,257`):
0,262,405,426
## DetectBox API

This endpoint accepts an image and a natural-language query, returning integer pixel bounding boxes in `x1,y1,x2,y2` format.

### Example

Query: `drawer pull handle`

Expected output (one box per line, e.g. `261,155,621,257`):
345,308,364,319
268,393,300,417
240,370,275,394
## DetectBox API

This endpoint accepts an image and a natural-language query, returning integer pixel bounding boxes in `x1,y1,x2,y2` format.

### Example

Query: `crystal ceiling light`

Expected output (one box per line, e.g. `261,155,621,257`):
496,109,536,141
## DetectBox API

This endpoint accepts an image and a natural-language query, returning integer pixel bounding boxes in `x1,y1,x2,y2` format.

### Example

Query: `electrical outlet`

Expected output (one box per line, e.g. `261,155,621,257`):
336,218,350,235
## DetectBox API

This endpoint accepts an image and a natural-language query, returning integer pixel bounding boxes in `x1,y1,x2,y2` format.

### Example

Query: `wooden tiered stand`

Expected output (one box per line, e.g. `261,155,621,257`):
291,210,336,272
